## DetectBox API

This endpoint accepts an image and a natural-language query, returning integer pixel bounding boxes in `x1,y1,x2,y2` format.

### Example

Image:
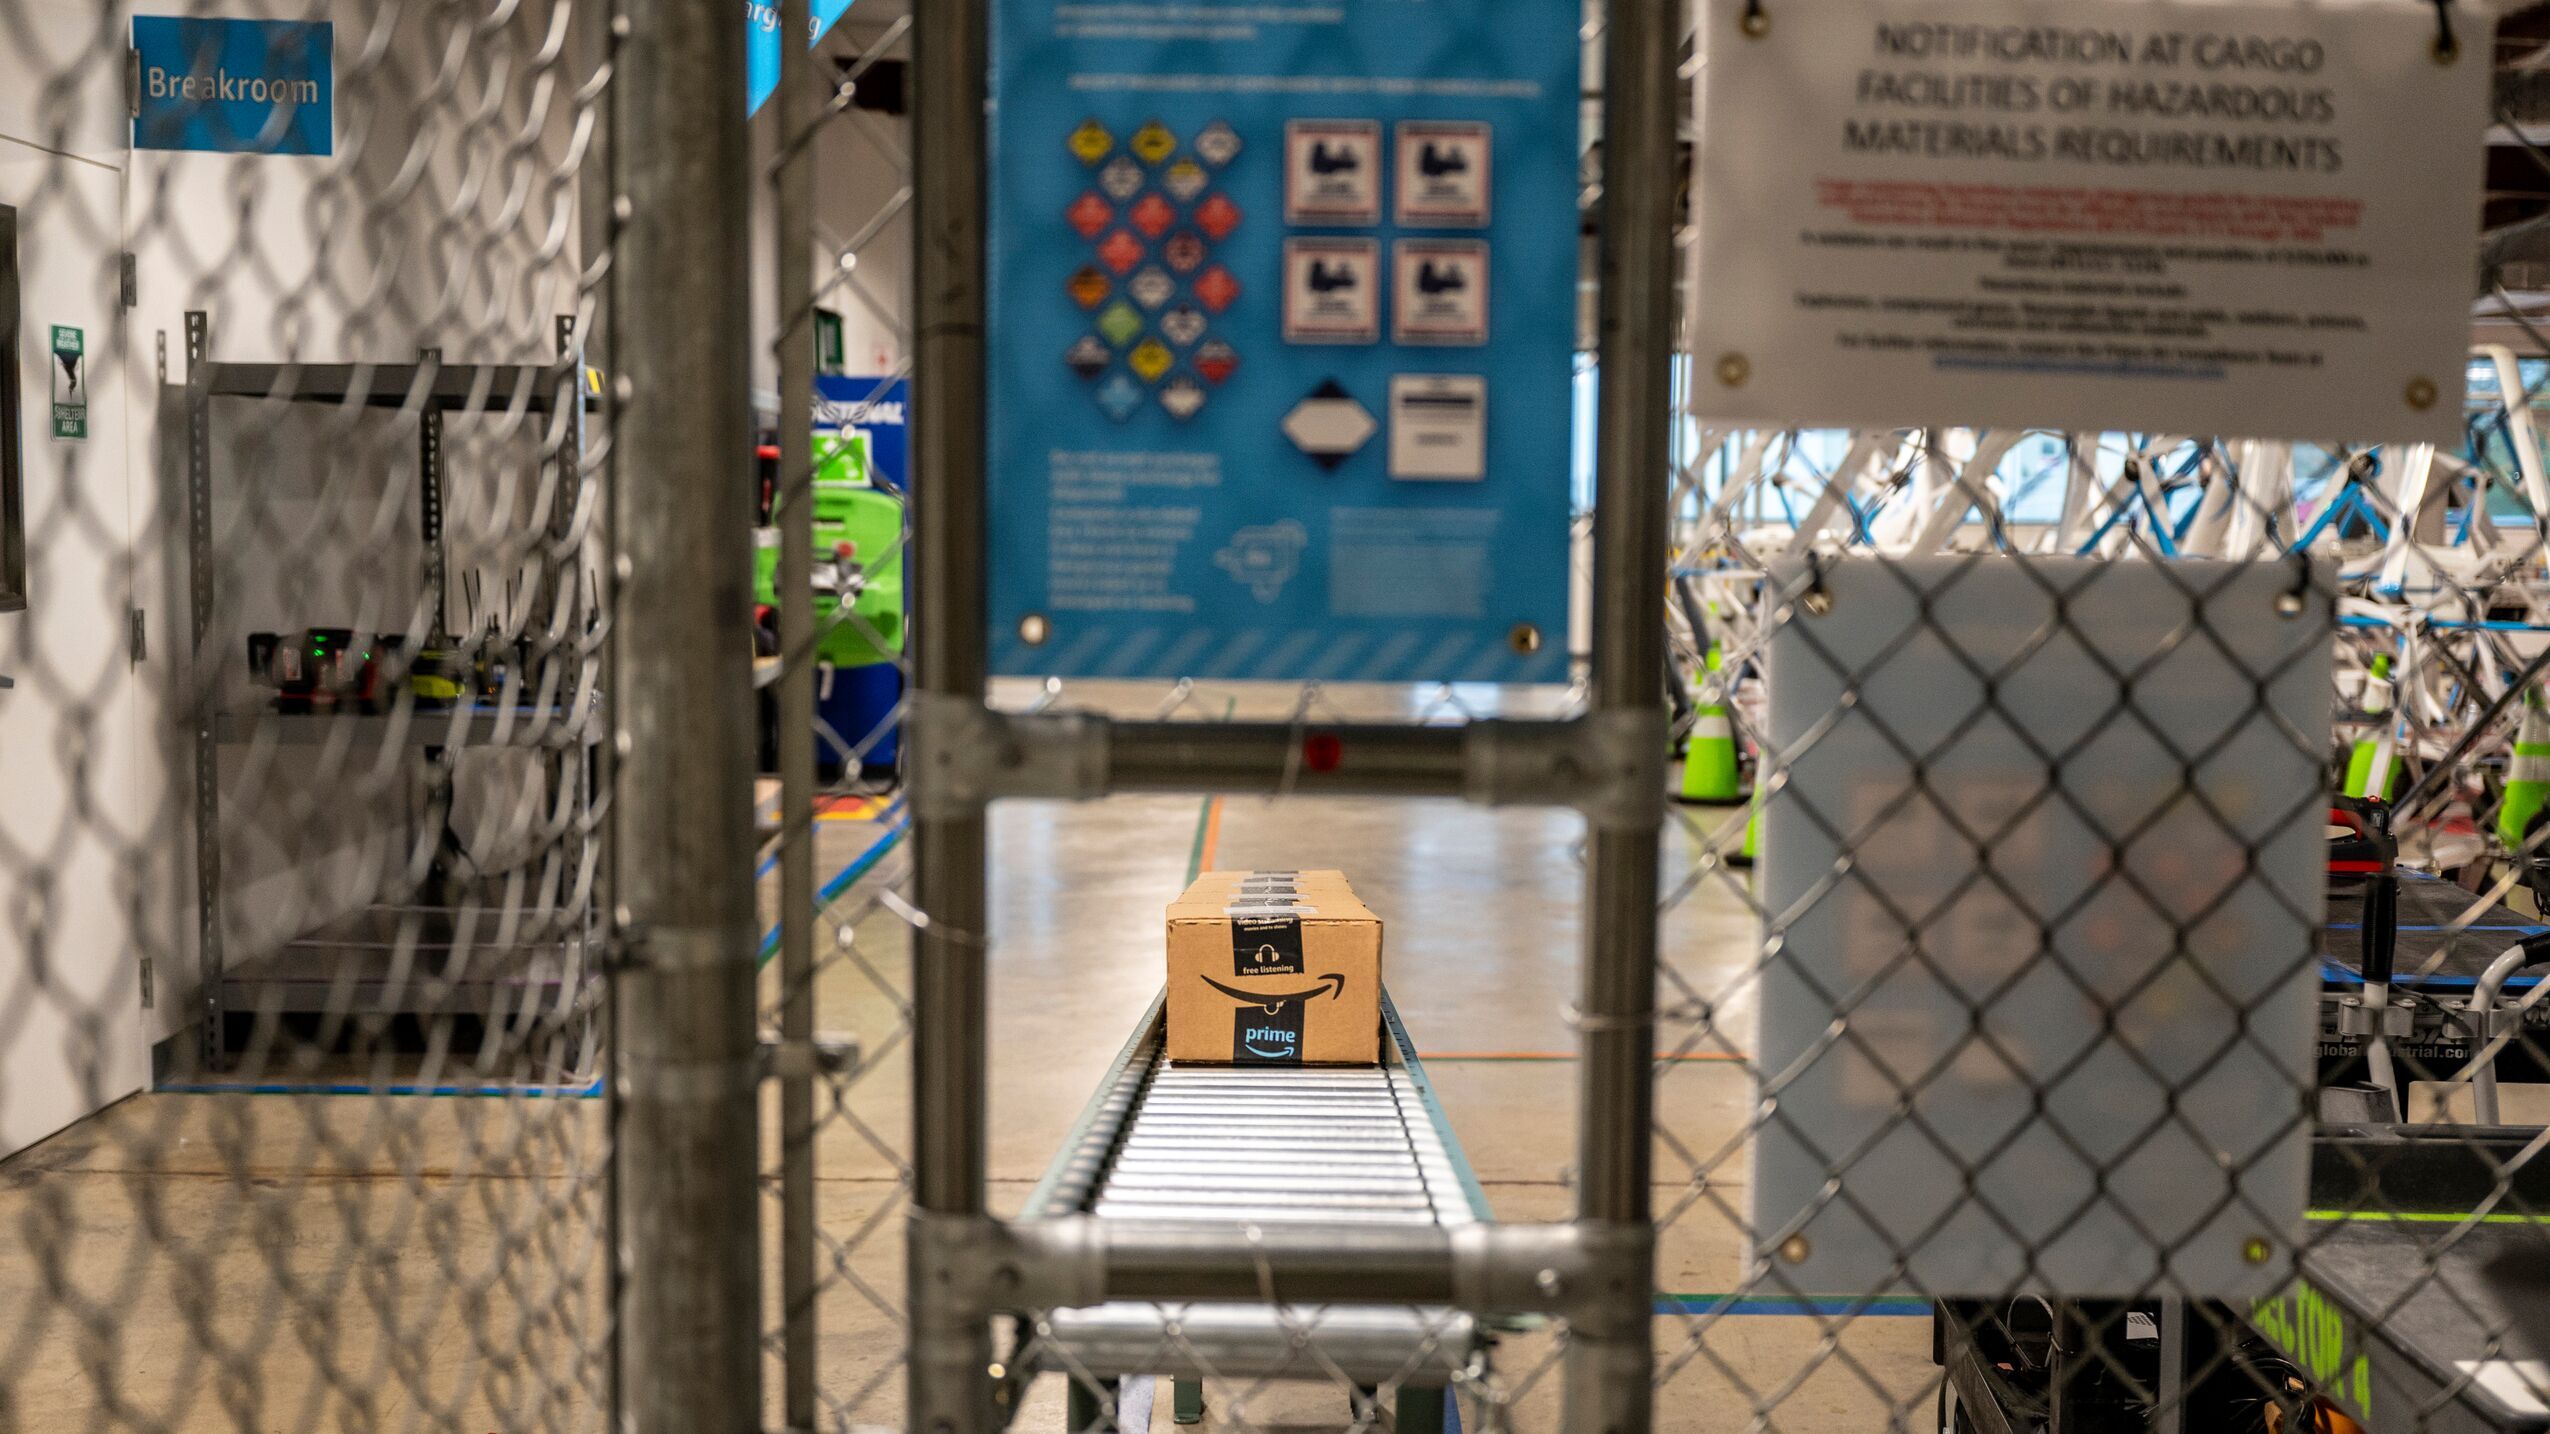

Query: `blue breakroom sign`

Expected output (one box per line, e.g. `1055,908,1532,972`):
747,0,859,117
987,0,1580,684
132,17,333,156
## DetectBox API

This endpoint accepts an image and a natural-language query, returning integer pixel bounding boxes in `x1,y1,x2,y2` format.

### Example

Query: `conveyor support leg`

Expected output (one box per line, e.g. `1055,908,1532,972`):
1066,1376,1120,1433
1172,1378,1204,1425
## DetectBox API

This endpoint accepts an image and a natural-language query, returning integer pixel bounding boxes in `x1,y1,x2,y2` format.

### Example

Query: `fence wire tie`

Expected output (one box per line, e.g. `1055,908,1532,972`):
877,887,991,949
1561,1002,1654,1036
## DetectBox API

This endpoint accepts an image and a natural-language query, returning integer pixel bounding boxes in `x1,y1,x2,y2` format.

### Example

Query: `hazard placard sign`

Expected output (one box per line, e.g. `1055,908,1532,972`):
1284,238,1382,344
1389,375,1487,481
1393,241,1488,346
1285,120,1382,226
1396,122,1491,228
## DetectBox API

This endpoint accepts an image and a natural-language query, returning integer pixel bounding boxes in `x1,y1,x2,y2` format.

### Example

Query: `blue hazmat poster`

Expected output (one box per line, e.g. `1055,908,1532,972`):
988,0,1579,683
133,17,333,156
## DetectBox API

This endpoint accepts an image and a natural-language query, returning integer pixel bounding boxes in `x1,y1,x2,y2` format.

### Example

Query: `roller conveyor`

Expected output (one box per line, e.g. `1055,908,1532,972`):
1022,990,1496,1392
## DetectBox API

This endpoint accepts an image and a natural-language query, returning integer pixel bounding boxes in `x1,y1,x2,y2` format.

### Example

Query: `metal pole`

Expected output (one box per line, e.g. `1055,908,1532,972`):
184,311,226,1073
610,0,762,1426
572,3,623,1417
2155,1296,2186,1434
909,0,996,1427
773,0,823,1424
1572,0,1678,1422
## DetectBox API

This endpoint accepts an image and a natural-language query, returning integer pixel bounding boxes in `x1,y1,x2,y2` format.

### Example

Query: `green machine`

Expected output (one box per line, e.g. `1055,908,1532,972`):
754,430,907,667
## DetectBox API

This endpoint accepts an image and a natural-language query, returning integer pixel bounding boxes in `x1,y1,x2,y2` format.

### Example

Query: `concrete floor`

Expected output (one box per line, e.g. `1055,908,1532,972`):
5,682,2516,1431
0,785,1904,1431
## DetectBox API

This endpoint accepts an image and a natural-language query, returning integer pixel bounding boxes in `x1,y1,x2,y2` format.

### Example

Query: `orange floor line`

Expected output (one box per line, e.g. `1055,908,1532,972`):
1414,1050,1746,1063
1198,795,1225,873
1198,796,1735,1066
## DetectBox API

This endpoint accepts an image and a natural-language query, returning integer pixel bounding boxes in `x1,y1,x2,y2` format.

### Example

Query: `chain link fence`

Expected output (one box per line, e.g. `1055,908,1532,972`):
0,0,612,1427
3,1,2547,1432
1653,13,2550,1434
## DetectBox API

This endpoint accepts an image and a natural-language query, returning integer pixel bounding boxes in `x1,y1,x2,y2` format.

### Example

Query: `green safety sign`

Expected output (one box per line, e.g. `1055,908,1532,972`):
815,307,846,376
49,325,86,440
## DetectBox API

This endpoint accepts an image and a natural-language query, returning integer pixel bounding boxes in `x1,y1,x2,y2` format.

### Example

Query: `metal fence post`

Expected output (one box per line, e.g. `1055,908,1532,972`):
909,0,997,1429
1571,0,1680,1425
774,1,824,1427
610,0,763,1427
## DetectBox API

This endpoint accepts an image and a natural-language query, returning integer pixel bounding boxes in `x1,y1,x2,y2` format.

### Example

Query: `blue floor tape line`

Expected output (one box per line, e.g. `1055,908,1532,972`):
160,1079,604,1099
759,815,911,965
758,793,908,879
2320,958,2541,991
1655,1296,1930,1318
2327,922,2544,933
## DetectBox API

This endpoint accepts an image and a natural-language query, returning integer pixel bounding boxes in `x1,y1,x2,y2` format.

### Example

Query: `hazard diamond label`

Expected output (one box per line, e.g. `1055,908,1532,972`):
1066,336,1111,380
1160,374,1208,422
1129,339,1175,384
1161,305,1207,347
1094,372,1144,422
1100,156,1145,201
1069,119,1115,165
1195,265,1242,314
1068,266,1112,310
1131,119,1179,166
1196,340,1240,385
1097,230,1145,274
1067,193,1114,239
1096,300,1145,348
1195,194,1242,241
1164,232,1207,274
1130,194,1176,238
1195,120,1242,168
1281,379,1377,470
1163,159,1209,203
1129,266,1176,311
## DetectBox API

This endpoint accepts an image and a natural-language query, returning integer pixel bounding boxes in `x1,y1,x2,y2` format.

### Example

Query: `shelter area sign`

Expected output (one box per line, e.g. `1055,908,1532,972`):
986,0,1580,683
1691,0,2490,445
48,327,84,441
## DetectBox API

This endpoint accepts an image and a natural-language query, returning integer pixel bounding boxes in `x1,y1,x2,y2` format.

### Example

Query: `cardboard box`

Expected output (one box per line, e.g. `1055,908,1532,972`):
1166,874,1383,1065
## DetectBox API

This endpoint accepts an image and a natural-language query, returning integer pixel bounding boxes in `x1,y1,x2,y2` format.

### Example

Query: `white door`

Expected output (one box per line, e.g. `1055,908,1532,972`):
0,145,151,1159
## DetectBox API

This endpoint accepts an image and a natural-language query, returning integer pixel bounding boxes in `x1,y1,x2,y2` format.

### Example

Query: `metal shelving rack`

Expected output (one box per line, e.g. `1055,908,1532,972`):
180,310,602,1072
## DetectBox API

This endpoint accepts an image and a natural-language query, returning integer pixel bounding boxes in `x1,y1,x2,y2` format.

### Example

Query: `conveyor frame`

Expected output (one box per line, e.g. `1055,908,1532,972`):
1020,991,1506,1412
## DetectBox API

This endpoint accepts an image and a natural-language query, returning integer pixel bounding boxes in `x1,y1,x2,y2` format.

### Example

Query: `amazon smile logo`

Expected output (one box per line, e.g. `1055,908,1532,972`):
1201,972,1345,1014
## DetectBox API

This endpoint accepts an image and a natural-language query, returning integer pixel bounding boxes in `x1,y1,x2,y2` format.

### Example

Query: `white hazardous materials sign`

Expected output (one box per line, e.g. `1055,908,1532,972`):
1390,375,1489,480
1753,554,2330,1297
1691,0,2491,444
